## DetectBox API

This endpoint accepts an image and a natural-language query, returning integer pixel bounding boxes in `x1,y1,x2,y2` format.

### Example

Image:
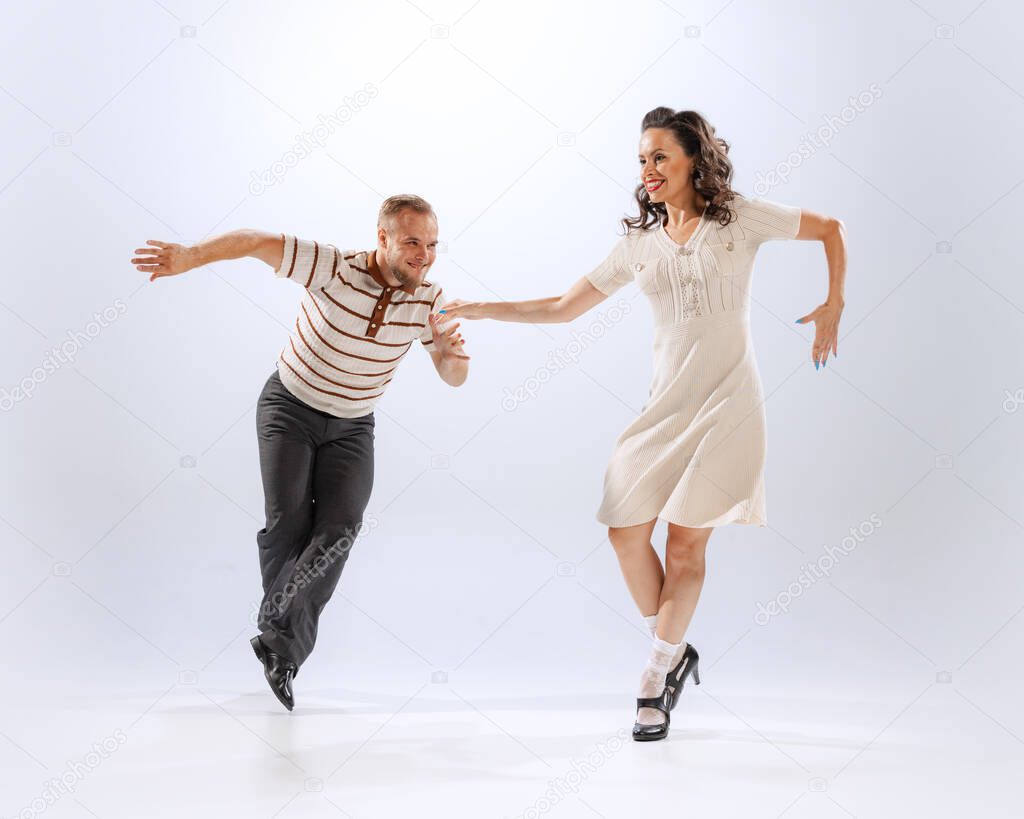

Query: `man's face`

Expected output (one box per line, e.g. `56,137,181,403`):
377,209,438,289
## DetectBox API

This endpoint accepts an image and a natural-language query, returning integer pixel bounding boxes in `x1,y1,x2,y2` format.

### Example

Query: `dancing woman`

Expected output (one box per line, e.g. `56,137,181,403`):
441,107,847,741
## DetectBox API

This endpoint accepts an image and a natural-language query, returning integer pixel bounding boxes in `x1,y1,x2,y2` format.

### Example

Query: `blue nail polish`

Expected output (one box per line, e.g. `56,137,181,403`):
814,361,819,370
438,309,446,314
794,319,801,323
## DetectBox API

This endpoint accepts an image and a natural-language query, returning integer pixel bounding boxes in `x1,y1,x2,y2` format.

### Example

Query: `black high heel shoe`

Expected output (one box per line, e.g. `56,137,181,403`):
632,689,672,742
664,643,701,711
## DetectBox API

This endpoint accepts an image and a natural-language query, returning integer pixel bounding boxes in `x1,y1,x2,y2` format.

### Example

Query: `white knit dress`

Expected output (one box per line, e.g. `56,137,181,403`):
584,195,802,529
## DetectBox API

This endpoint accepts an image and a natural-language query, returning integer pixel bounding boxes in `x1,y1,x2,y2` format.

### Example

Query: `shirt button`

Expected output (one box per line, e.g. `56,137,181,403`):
376,305,382,310
726,241,734,251
371,323,377,328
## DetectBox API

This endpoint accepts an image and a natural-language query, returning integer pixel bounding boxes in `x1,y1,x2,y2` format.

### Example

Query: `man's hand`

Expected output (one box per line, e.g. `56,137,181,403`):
131,240,197,281
429,312,470,360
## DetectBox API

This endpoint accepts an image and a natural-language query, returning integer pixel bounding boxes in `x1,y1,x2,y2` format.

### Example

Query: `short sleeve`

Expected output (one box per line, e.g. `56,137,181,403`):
274,234,337,289
740,198,802,243
584,235,634,296
419,286,443,350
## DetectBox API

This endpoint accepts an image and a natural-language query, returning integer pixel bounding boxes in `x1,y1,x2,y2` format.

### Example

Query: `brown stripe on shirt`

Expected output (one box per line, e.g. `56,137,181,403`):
285,235,299,279
309,294,414,348
299,303,411,363
318,289,374,322
288,338,394,391
279,356,386,402
295,321,398,377
384,319,427,328
320,287,425,328
305,241,320,288
331,252,380,298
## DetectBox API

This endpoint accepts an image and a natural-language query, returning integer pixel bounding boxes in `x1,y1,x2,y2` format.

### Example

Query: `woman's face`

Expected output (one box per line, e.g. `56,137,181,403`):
638,127,694,205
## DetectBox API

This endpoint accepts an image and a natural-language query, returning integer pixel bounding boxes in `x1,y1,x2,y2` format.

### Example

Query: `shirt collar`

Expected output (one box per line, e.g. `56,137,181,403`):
366,250,417,295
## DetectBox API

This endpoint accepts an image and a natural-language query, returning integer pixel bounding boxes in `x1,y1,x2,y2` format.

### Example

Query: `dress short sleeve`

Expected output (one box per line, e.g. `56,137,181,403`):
275,234,337,290
740,198,802,243
584,235,634,296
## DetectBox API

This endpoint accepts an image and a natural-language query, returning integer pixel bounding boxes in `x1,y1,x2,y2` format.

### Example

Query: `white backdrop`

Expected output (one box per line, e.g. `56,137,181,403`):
2,0,1022,817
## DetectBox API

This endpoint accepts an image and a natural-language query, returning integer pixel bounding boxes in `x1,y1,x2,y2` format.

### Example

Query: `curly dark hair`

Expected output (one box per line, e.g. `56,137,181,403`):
622,107,738,234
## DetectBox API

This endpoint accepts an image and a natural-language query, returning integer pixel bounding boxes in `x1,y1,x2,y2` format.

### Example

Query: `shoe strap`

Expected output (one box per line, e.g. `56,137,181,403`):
669,645,699,682
636,695,668,714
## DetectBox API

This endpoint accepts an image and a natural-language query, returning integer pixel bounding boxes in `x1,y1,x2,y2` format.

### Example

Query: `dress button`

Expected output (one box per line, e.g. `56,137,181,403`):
371,323,377,328
634,263,644,272
376,305,382,310
726,241,734,251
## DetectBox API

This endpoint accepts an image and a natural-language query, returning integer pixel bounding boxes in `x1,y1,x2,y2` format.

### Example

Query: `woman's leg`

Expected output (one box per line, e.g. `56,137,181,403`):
607,519,662,617
655,523,713,643
633,522,713,725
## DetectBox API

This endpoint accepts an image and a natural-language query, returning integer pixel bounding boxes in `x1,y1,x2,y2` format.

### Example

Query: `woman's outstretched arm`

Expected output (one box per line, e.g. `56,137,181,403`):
793,209,847,367
440,276,609,324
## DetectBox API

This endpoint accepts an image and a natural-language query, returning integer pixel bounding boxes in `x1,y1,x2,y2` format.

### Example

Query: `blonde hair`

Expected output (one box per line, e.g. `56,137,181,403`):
377,194,436,229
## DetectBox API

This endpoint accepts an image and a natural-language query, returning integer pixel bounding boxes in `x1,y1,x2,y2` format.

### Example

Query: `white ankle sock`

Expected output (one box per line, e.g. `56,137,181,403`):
648,636,680,676
636,636,684,725
673,639,688,667
643,615,687,665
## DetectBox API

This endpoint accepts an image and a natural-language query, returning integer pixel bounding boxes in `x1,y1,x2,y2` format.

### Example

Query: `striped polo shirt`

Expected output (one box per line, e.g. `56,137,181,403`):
272,234,442,418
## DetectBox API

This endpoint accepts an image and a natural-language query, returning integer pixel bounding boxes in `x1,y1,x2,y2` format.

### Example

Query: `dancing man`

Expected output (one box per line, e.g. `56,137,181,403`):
131,194,469,710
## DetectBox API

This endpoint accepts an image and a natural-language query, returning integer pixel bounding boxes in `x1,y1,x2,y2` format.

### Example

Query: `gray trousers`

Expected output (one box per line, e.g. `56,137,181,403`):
254,368,375,667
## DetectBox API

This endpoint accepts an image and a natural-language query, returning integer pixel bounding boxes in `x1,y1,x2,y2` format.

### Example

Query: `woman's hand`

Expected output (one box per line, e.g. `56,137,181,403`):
132,240,198,281
795,300,842,369
438,299,490,320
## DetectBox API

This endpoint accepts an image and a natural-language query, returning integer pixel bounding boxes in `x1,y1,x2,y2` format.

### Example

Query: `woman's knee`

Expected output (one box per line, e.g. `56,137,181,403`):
664,529,709,578
607,521,656,556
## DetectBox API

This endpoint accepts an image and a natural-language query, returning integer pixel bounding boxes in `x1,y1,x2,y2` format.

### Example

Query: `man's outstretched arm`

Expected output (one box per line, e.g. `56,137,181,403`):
131,230,284,280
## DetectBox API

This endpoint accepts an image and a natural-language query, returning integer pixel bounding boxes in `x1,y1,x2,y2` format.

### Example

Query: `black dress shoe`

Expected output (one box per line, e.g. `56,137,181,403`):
250,635,297,711
664,643,701,712
632,690,671,742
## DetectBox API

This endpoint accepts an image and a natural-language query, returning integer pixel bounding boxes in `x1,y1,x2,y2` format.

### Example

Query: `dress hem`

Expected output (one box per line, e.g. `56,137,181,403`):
595,512,768,529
